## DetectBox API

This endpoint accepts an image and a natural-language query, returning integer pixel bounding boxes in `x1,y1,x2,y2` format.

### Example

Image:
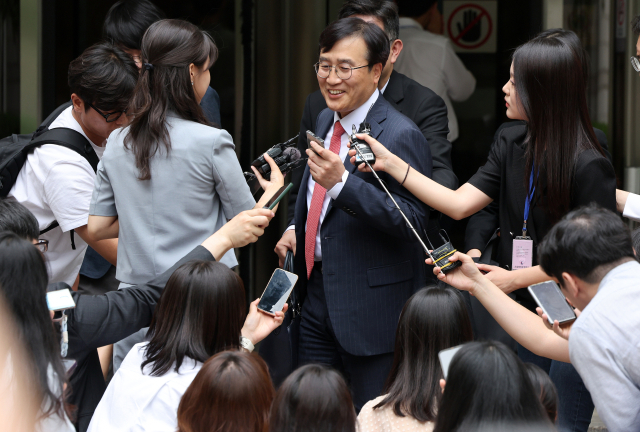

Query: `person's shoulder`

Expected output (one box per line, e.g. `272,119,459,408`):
494,121,527,144
169,117,232,146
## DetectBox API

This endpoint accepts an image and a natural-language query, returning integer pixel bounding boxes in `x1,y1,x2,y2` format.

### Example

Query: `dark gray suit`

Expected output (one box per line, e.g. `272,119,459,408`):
293,94,432,409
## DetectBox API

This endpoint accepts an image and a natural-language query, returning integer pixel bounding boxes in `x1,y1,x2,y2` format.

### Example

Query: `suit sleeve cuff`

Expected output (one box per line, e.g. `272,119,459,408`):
326,170,349,200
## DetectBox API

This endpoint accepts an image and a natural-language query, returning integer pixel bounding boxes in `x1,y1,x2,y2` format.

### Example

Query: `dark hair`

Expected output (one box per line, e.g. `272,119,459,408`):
532,28,589,83
270,364,356,432
513,31,605,223
538,204,634,284
396,0,437,18
0,232,70,420
319,17,390,71
142,260,244,376
177,351,274,432
68,42,138,113
631,227,640,257
376,285,473,422
633,15,640,35
524,363,558,423
0,197,39,241
433,341,550,432
338,0,399,41
125,19,218,180
103,0,165,50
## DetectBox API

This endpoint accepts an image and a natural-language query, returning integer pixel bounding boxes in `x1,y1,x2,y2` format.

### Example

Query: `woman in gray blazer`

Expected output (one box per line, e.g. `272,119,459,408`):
87,19,283,369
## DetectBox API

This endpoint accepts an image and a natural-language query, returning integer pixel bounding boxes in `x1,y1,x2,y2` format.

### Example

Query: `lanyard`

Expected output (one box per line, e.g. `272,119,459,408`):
522,167,535,237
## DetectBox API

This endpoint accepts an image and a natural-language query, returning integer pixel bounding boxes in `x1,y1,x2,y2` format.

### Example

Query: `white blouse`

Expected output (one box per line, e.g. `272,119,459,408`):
87,343,202,432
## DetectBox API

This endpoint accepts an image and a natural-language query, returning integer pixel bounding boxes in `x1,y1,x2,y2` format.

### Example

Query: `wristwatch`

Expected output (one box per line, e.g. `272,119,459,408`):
239,336,254,352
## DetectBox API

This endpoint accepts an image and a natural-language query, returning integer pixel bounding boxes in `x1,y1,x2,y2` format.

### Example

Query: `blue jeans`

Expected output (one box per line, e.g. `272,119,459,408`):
517,299,593,432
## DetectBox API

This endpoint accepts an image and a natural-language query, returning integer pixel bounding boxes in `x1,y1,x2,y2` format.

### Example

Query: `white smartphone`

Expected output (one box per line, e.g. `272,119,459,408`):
46,288,76,312
257,269,299,316
438,345,464,379
528,281,576,325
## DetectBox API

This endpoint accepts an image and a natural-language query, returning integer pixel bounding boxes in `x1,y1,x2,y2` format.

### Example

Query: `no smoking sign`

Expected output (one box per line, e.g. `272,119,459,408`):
444,1,497,53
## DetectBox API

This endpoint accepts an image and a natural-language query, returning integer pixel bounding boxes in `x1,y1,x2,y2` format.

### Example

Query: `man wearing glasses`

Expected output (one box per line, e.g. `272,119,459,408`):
8,42,137,289
282,17,431,410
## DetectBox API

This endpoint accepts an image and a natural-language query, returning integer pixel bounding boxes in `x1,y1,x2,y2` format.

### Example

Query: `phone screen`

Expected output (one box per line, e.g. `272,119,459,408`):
438,345,463,379
528,281,576,325
46,289,76,312
257,269,299,315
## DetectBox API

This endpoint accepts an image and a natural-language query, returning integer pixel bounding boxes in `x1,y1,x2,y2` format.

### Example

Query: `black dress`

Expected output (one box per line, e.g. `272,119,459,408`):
467,124,617,302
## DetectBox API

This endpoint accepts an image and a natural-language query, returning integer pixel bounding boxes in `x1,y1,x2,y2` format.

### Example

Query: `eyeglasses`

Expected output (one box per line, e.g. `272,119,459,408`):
631,56,640,73
86,102,127,123
314,62,370,80
36,239,49,253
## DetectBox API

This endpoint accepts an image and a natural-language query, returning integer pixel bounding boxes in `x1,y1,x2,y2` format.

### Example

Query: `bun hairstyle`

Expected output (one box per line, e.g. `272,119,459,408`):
125,19,218,180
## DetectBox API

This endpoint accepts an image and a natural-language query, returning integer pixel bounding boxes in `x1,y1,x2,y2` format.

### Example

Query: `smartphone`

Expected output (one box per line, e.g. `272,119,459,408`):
306,130,324,156
62,359,77,376
263,183,294,210
46,288,76,312
438,345,463,379
528,281,576,325
257,268,299,316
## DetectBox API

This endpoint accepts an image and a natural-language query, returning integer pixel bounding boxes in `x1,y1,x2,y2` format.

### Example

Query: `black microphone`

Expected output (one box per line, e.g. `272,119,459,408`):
259,148,301,175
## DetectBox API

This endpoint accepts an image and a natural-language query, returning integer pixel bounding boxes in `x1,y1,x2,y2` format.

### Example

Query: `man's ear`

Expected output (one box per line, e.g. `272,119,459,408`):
560,272,580,299
372,63,383,85
70,94,84,113
388,39,404,64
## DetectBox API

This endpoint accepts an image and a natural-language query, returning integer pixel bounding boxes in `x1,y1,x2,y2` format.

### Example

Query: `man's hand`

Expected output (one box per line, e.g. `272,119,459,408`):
467,249,482,258
275,229,296,267
201,208,274,260
428,252,485,293
307,140,345,190
241,298,288,345
536,307,580,341
475,263,519,294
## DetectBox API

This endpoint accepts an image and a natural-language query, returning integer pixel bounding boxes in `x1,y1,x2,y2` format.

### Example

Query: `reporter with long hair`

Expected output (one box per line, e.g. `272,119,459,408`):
343,30,614,431
177,351,274,432
87,260,285,432
358,286,473,432
0,233,74,431
87,18,284,370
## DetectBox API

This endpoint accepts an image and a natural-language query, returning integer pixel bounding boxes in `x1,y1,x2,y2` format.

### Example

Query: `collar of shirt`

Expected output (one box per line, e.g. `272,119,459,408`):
380,79,390,94
333,89,380,135
399,17,423,30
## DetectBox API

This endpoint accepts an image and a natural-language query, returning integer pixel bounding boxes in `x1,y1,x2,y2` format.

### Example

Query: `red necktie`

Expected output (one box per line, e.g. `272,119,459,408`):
305,120,345,279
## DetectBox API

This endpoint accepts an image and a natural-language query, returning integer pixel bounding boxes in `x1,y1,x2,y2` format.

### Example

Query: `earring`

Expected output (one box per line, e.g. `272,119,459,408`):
191,81,194,86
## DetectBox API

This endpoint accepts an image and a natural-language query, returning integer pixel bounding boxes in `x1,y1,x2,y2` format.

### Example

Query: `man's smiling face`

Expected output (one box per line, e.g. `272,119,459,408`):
317,36,381,117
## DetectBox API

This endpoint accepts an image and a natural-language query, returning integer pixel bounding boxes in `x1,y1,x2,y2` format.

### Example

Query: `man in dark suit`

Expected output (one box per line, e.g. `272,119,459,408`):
282,0,456,240
279,17,432,410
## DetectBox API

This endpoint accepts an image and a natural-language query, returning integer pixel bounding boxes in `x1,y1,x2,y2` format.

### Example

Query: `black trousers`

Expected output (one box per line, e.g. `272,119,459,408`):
298,266,394,412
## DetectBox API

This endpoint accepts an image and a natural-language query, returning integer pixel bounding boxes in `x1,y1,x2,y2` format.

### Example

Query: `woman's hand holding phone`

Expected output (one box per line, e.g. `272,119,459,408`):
427,252,487,295
241,298,289,345
347,133,398,174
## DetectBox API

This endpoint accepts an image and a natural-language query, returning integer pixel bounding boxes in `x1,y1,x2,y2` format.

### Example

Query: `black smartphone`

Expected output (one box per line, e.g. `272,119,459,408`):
527,281,576,325
257,268,299,316
263,183,294,210
306,130,323,156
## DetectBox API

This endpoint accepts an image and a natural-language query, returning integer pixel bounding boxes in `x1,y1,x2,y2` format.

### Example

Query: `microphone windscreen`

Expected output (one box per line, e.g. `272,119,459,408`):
283,147,301,161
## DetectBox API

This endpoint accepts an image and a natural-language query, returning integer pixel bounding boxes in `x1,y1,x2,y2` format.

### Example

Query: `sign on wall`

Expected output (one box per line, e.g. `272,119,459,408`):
444,1,498,53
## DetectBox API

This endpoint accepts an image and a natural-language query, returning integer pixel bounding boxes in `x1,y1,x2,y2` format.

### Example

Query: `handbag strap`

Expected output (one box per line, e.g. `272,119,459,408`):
283,251,301,316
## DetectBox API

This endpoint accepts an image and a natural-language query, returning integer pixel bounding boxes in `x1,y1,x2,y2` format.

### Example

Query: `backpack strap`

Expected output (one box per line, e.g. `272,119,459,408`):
27,128,100,172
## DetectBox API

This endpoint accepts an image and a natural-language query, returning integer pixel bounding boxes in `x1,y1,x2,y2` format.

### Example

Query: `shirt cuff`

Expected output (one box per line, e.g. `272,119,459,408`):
326,170,349,200
285,225,295,234
623,193,640,222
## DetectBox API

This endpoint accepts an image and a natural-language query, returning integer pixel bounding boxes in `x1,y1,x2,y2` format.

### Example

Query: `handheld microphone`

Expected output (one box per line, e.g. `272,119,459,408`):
349,132,461,274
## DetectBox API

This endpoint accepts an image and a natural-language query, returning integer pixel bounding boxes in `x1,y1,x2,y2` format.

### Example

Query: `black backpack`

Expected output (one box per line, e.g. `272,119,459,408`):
0,102,100,247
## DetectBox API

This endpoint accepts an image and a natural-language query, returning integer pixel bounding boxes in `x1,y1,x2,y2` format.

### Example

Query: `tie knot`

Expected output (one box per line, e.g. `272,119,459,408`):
333,120,345,136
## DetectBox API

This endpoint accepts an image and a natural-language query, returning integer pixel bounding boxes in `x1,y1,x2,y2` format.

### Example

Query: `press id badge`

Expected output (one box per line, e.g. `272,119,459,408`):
512,236,533,270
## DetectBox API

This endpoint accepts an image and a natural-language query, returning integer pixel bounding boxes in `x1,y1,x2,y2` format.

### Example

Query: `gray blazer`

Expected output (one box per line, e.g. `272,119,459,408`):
90,114,255,284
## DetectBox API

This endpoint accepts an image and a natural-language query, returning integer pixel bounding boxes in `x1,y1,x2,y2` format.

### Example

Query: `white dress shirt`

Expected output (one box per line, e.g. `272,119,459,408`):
394,17,475,142
287,89,380,261
87,342,202,432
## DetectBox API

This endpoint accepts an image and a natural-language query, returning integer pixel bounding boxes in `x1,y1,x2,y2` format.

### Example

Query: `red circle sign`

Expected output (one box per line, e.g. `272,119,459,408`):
447,4,493,50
